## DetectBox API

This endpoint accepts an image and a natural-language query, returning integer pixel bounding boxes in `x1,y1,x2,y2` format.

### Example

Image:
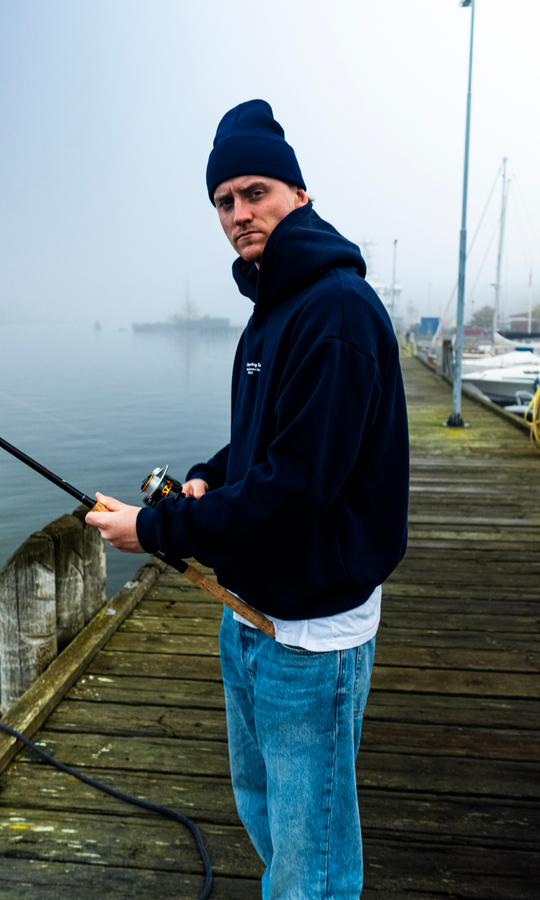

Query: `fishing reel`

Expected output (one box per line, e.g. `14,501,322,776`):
141,466,185,507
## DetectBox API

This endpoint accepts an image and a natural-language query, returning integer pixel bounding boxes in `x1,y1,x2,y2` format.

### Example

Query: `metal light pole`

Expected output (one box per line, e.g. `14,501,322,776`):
390,239,398,321
447,0,476,427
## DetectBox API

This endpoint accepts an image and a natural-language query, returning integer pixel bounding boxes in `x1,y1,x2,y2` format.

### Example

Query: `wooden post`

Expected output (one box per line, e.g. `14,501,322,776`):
72,505,107,623
0,532,57,711
42,514,84,651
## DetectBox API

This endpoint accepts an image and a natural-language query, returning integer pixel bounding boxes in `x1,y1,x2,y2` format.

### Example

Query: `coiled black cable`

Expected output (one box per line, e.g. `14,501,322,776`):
0,721,213,898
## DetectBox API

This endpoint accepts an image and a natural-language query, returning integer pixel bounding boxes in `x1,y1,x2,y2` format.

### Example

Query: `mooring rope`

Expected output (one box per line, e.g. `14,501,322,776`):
524,385,540,449
0,721,213,898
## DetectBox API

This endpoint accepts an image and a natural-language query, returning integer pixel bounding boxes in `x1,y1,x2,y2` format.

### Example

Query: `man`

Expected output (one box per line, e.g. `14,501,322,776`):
87,99,409,898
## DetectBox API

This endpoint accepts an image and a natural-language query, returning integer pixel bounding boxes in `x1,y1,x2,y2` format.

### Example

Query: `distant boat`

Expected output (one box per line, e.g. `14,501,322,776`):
133,315,234,333
461,348,538,377
464,361,540,405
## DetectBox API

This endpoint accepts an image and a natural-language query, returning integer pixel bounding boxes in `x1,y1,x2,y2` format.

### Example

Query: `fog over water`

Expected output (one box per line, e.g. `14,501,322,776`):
0,324,238,596
1,0,539,329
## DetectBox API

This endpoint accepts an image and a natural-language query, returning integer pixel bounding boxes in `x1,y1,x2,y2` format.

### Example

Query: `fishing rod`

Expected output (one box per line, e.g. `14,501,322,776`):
0,435,275,638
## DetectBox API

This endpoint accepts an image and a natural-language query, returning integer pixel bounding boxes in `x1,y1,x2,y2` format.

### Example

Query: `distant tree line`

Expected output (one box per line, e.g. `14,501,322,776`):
469,304,540,329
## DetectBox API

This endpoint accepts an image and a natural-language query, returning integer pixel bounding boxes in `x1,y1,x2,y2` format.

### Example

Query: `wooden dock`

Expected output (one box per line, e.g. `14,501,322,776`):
1,355,539,899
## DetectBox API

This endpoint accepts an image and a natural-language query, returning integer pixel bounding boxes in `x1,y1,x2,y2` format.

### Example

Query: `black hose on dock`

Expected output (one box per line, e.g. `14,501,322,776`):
0,720,213,898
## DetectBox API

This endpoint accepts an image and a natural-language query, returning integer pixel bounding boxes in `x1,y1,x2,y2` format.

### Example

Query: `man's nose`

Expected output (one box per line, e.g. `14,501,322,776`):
234,199,252,224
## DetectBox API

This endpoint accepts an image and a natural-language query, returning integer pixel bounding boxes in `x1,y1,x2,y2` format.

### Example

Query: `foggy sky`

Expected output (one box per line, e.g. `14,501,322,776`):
1,0,539,329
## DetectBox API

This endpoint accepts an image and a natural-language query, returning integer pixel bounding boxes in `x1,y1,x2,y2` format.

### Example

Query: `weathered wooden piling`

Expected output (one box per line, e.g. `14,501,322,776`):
72,505,106,624
0,532,57,710
0,508,106,711
42,514,85,650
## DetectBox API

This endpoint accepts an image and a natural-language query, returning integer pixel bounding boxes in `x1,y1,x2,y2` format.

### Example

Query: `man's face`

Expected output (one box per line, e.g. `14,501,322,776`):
214,176,308,267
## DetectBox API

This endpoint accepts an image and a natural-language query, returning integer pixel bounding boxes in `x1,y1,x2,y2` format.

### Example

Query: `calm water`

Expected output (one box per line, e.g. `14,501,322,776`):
0,323,243,597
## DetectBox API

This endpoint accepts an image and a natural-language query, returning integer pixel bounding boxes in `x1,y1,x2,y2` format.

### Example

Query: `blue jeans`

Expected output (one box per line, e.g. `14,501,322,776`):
219,607,376,899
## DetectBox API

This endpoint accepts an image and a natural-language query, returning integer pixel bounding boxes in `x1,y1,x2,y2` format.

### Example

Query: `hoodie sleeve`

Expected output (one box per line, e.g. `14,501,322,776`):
185,444,229,491
136,338,382,566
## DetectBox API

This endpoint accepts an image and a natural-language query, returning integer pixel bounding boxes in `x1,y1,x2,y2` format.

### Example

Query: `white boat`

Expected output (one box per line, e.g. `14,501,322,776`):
464,361,540,404
461,348,538,377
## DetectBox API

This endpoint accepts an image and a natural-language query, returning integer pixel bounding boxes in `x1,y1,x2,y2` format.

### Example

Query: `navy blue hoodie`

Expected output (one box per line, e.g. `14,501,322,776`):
137,204,409,619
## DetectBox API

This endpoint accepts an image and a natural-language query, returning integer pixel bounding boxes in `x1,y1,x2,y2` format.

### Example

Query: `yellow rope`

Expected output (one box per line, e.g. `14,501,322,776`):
524,386,540,449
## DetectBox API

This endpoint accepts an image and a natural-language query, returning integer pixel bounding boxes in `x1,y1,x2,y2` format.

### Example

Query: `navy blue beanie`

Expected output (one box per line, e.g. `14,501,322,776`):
206,99,306,204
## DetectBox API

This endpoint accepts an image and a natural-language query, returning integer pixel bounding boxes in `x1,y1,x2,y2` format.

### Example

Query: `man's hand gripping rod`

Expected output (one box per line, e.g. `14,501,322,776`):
0,437,275,638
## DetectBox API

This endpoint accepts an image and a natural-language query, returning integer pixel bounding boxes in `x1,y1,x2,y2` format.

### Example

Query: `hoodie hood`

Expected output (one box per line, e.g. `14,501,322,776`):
232,204,366,309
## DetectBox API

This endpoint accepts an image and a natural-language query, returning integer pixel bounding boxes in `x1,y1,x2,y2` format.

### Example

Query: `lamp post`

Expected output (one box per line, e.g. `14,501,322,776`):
390,239,398,321
447,0,476,427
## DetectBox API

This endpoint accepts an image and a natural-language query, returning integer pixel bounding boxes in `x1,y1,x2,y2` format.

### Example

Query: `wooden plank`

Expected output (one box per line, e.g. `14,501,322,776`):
14,732,540,800
366,692,540,729
390,560,540,579
1,762,240,824
408,530,540,544
370,665,540,698
123,605,540,650
359,791,540,847
408,514,540,526
121,615,221,636
17,731,231,776
402,545,539,560
362,838,538,899
382,582,540,601
382,596,540,616
409,457,540,469
105,632,220,656
65,675,540,729
408,538,540,550
401,548,540,565
143,585,218,602
379,612,540,634
376,629,540,654
0,865,261,900
360,720,540,762
124,610,540,638
134,599,224,618
3,763,539,848
45,700,228,742
87,650,223,680
101,633,540,674
0,559,166,773
66,674,226,708
41,701,540,762
359,751,540,800
0,807,263,877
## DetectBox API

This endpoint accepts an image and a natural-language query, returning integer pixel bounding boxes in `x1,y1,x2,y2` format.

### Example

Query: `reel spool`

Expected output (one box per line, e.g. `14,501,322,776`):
141,466,185,507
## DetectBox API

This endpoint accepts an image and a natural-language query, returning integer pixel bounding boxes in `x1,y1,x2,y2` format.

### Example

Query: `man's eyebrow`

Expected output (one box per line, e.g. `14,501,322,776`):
215,181,269,203
241,181,268,192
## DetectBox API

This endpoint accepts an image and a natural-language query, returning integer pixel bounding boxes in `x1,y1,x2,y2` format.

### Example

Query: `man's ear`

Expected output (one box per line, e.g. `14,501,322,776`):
295,188,310,208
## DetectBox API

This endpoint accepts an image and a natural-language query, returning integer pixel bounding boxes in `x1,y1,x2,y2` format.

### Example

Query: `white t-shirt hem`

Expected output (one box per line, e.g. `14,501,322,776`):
232,585,381,652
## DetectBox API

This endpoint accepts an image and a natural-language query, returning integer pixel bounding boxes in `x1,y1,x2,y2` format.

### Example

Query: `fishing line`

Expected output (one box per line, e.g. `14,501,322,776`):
0,721,213,899
0,388,133,460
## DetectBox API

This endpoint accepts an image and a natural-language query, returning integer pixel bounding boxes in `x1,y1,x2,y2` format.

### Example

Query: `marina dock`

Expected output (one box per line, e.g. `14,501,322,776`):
1,355,539,898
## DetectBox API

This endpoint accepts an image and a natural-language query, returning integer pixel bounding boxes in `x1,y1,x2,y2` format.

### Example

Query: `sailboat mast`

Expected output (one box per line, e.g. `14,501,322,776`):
492,157,509,342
